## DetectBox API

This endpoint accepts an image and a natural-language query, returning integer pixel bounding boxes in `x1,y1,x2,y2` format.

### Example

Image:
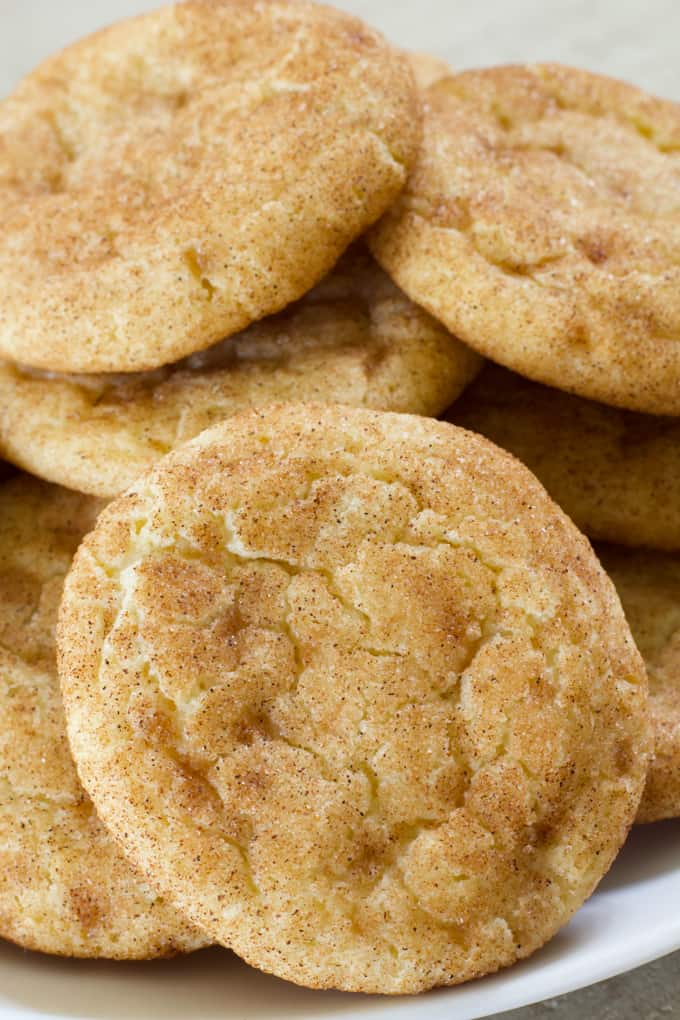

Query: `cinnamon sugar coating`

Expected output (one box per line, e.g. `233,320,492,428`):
0,475,206,957
59,404,648,992
0,0,420,372
371,64,680,414
0,250,480,496
449,363,680,550
598,545,680,823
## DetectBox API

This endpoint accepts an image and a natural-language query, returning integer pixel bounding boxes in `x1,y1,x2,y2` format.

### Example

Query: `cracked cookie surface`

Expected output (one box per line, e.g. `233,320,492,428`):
597,545,680,823
0,0,420,373
0,474,206,958
449,363,680,550
0,248,480,497
58,403,649,993
370,64,680,414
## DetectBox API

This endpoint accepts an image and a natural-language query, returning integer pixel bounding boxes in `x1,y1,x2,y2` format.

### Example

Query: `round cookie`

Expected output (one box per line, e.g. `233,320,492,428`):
0,1,420,373
597,545,680,823
0,248,481,498
370,64,680,415
448,363,680,551
58,403,649,994
0,475,206,958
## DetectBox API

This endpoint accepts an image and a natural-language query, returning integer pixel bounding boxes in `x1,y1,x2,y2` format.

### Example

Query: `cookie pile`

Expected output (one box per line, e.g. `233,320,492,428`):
0,0,675,998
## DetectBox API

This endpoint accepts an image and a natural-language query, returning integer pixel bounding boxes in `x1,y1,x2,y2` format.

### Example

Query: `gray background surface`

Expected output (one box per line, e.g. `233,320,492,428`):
0,0,678,1016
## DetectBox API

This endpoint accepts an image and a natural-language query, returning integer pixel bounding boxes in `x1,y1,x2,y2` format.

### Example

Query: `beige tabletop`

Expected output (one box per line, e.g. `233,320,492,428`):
0,0,678,1016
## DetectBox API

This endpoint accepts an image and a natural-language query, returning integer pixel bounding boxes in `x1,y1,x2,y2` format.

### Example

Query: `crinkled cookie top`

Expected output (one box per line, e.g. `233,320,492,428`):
371,63,680,414
59,403,648,992
0,0,420,372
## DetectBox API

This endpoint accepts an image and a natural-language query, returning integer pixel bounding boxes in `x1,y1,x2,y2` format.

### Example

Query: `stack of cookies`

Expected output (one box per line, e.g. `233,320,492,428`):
0,0,675,998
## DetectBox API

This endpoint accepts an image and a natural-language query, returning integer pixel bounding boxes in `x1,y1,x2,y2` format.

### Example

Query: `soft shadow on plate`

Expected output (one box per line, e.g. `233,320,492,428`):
0,945,389,1020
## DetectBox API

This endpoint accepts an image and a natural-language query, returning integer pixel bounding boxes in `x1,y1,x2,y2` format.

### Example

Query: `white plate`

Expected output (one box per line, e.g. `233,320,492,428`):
0,819,678,1020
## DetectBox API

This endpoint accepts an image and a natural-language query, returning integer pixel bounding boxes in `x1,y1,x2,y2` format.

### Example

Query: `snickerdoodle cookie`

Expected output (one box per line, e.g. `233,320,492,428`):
0,475,205,957
0,0,420,373
59,404,648,993
449,364,680,550
597,545,680,823
370,64,680,414
0,249,480,497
